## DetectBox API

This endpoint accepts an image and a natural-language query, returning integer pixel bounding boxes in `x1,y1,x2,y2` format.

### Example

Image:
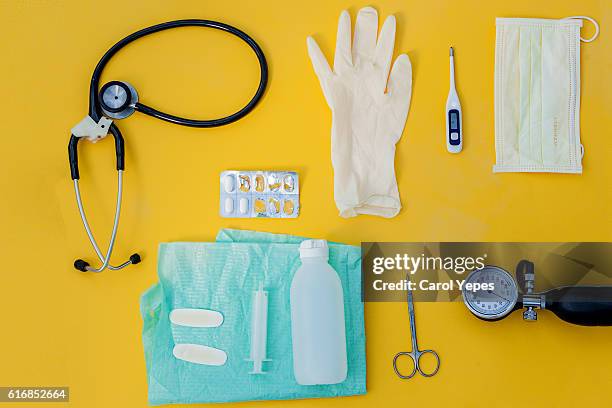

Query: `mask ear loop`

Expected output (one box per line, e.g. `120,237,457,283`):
564,16,600,42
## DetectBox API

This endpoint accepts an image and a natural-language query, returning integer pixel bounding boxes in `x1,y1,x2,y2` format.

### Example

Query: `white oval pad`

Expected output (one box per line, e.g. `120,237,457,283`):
173,344,227,366
169,308,224,328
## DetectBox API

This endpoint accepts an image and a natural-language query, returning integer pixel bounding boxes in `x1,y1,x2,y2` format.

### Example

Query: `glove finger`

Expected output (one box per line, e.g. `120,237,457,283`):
352,6,378,65
334,10,352,74
307,36,332,80
387,54,413,142
307,36,334,106
387,53,412,101
374,15,396,81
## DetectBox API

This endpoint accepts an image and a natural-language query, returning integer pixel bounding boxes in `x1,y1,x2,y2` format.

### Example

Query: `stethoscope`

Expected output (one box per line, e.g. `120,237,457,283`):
68,20,268,272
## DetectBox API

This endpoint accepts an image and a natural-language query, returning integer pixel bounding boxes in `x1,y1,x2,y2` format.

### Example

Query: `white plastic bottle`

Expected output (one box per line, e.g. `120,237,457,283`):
290,239,347,385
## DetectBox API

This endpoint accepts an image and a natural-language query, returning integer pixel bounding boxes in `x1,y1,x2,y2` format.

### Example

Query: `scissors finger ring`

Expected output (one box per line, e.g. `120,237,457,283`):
392,351,417,379
415,349,441,377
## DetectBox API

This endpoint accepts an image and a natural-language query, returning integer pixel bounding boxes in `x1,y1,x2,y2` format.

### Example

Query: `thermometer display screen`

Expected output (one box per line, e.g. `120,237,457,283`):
449,111,459,131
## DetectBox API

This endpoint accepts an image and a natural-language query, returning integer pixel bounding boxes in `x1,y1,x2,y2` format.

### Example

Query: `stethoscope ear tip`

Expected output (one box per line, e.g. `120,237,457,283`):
130,253,142,265
72,253,141,273
74,259,90,272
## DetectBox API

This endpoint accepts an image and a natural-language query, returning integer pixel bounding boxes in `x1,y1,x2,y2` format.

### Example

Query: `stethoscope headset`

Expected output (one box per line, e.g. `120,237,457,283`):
69,19,268,272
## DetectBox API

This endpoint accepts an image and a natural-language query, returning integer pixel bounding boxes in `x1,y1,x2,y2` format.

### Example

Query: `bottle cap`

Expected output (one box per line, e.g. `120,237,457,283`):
299,239,329,259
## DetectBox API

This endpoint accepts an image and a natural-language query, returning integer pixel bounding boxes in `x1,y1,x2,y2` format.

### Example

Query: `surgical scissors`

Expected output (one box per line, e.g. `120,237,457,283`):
393,274,441,379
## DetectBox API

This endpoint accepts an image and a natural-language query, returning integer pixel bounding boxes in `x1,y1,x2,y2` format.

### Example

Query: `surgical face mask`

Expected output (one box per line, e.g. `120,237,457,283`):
494,16,599,174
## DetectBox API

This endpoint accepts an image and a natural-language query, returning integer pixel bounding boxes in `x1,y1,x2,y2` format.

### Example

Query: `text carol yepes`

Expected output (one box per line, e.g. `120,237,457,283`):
372,279,494,292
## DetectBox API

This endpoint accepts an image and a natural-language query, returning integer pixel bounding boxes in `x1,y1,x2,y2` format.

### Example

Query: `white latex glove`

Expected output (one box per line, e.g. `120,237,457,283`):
307,7,412,218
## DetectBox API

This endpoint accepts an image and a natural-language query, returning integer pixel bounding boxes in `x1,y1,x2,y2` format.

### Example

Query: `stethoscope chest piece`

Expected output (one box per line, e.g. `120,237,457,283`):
99,81,139,119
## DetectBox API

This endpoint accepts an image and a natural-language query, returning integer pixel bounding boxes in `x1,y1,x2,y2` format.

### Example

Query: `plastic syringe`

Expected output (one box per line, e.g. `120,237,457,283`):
248,282,270,374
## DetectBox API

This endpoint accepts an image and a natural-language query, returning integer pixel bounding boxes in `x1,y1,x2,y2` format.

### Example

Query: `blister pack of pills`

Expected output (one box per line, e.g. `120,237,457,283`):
220,171,300,218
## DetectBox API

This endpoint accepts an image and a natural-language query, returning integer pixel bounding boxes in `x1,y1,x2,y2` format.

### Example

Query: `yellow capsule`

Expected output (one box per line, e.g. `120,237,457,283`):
239,175,251,192
283,199,294,215
254,198,266,214
255,174,265,192
267,173,281,191
269,198,280,214
283,174,295,192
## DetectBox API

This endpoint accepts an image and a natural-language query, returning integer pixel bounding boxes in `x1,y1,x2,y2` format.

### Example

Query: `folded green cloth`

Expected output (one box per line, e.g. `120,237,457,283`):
140,229,366,405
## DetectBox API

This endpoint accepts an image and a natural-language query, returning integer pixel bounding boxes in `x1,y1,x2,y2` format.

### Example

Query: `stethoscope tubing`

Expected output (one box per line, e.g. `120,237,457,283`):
69,19,268,180
89,19,268,126
74,171,132,272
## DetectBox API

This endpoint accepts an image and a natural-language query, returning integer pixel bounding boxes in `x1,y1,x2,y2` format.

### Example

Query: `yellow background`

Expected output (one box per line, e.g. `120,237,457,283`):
0,0,610,407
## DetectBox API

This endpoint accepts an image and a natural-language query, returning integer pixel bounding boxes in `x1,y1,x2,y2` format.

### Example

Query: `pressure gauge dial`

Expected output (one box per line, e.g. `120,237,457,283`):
462,266,518,320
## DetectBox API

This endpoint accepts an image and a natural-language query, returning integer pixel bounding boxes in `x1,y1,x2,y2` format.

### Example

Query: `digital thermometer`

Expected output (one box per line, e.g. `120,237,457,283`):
446,47,462,153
